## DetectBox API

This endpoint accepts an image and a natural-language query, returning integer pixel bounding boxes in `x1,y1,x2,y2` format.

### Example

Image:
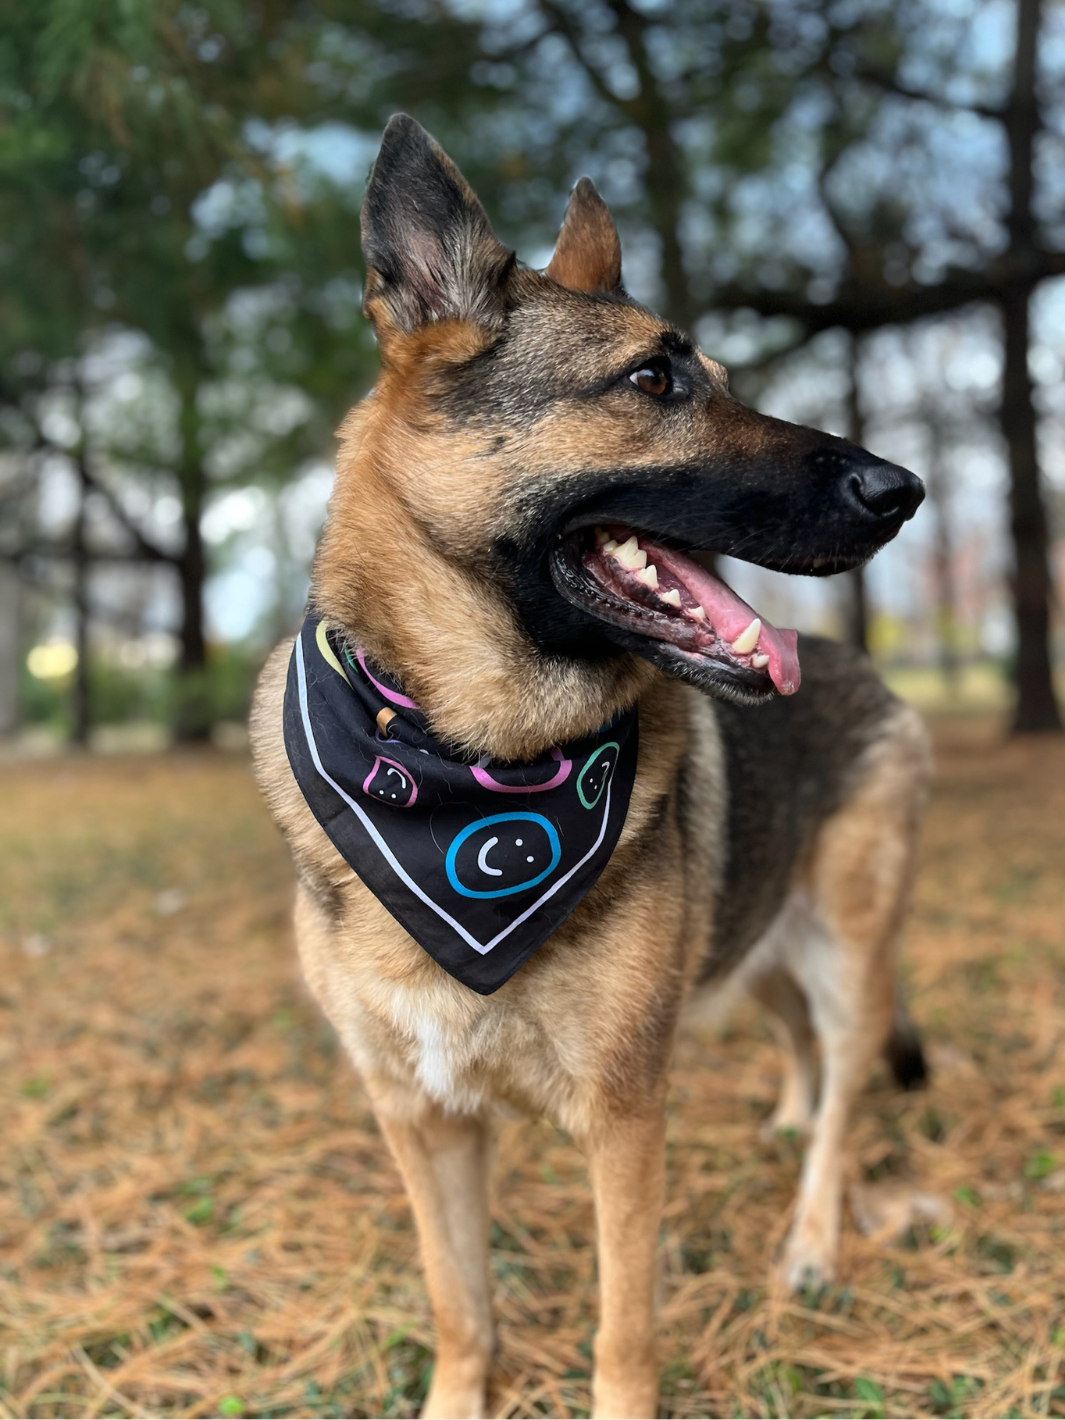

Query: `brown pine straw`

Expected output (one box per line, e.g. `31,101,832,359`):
1,716,1064,1418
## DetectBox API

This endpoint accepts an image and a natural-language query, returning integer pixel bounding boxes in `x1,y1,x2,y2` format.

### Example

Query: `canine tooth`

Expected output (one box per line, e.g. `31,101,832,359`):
613,536,647,571
635,564,659,590
751,653,769,669
660,588,682,608
687,605,706,621
730,617,761,655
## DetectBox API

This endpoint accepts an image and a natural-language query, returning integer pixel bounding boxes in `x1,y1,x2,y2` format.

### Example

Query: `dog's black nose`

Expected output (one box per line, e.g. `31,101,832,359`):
845,459,925,524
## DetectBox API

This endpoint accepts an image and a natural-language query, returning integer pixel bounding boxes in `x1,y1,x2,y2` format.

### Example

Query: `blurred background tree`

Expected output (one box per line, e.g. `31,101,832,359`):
0,0,482,738
1,0,1062,745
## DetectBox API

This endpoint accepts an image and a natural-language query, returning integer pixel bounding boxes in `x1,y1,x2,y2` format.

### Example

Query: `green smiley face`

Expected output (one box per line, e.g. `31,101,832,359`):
577,741,620,810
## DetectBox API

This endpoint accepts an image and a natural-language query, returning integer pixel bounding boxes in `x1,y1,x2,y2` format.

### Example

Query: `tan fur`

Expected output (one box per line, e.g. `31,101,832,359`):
737,706,930,1288
546,177,623,294
253,639,720,1418
250,145,930,1416
314,343,663,761
253,634,928,1410
311,283,772,766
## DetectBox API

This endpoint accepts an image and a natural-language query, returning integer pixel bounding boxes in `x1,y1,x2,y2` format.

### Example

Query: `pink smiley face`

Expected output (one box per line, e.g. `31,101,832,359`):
363,756,417,807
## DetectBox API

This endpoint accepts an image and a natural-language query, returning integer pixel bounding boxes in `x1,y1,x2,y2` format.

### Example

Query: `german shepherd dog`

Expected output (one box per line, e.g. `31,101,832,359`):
251,116,929,1419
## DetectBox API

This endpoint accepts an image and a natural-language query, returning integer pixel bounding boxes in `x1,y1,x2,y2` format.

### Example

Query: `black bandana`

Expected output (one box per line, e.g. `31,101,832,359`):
282,613,639,994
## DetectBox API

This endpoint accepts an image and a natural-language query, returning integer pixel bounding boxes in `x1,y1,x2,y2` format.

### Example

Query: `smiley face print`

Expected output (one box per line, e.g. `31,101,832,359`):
469,746,572,793
445,813,562,899
577,741,620,810
362,755,418,808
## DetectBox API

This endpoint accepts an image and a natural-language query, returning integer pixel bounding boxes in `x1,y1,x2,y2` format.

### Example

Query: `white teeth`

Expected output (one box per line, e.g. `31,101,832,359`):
687,605,706,621
659,588,682,608
751,653,769,669
602,538,618,554
730,617,761,655
613,536,647,572
635,564,658,590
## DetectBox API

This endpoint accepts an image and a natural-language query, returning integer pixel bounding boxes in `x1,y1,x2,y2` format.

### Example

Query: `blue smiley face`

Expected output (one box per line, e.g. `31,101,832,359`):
577,741,620,810
444,813,562,899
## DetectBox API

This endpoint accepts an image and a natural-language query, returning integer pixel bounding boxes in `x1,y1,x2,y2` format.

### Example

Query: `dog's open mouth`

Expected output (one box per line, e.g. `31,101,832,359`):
551,526,801,697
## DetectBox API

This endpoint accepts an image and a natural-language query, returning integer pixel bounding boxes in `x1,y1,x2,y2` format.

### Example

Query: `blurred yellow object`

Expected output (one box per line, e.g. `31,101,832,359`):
26,642,78,679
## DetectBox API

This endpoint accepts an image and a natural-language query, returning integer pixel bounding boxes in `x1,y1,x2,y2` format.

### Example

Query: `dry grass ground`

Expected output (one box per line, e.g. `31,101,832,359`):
1,717,1064,1419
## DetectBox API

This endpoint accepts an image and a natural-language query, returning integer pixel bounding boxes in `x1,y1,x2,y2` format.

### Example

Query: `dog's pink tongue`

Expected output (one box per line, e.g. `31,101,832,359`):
654,546,801,695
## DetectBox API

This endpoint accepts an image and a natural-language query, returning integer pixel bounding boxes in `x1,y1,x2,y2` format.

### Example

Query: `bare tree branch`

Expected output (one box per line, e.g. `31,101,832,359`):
535,0,693,325
76,452,177,565
708,246,1065,333
1,543,172,564
852,66,1005,123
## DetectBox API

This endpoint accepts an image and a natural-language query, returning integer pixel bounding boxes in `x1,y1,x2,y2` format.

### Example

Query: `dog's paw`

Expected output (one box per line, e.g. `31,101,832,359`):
759,1079,816,1141
421,1388,485,1420
759,1113,812,1144
849,1182,952,1243
421,1369,488,1420
778,1234,837,1294
591,1382,660,1419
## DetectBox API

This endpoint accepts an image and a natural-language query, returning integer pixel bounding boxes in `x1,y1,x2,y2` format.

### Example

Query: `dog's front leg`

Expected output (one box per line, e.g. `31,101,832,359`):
376,1108,493,1420
582,1103,667,1420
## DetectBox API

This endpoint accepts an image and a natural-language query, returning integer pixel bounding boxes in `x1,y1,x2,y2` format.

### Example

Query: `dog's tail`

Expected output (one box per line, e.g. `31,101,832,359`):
883,988,929,1091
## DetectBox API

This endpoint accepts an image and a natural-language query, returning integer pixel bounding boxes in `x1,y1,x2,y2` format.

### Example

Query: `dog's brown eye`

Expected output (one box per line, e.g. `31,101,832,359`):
631,364,671,398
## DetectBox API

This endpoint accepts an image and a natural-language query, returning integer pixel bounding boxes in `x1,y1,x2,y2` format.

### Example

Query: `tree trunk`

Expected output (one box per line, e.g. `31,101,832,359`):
1001,286,1061,730
843,568,868,654
71,456,91,747
0,561,20,738
173,388,212,743
174,479,211,742
1002,0,1060,732
843,335,868,652
179,496,206,676
925,423,960,698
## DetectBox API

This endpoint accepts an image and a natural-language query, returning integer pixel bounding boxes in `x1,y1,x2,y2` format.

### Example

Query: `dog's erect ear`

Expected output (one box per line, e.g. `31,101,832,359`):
361,115,515,336
545,178,623,295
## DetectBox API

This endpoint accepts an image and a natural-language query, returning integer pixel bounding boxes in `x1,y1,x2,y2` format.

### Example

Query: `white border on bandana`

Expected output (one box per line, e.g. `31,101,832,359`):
295,629,617,955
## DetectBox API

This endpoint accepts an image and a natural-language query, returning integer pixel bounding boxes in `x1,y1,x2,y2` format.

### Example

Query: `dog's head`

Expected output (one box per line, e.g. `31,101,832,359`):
315,116,922,754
